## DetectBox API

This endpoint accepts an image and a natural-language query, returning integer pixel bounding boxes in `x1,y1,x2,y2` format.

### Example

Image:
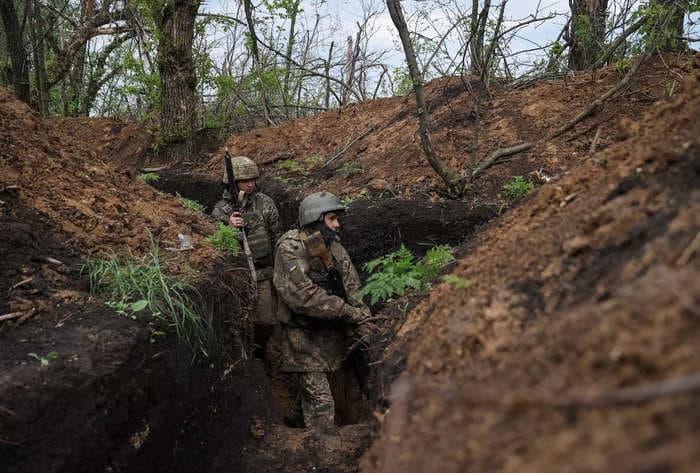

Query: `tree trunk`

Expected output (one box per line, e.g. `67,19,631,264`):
242,0,274,126
157,0,200,161
386,0,463,194
68,0,95,116
0,0,30,104
567,0,609,70
658,0,689,51
28,0,48,116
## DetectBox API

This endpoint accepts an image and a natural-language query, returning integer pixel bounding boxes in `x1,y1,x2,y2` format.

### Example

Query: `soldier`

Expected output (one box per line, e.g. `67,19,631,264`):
272,191,373,433
212,156,282,353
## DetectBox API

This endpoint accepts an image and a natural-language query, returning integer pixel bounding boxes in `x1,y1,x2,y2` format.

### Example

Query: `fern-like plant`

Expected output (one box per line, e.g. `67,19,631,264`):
358,244,454,305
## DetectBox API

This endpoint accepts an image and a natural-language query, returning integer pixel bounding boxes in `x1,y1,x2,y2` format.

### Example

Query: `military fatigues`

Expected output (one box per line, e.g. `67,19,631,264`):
212,191,282,326
272,228,368,430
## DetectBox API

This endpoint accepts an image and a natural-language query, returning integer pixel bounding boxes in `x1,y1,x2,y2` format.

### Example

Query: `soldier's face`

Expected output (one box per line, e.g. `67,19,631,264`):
237,179,256,194
323,212,341,232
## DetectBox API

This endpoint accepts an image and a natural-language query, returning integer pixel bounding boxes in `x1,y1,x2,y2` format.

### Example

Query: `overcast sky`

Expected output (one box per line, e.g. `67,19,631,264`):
201,0,698,75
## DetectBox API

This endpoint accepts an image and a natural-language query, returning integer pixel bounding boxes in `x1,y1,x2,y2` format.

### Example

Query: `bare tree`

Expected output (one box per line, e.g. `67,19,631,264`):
386,0,463,194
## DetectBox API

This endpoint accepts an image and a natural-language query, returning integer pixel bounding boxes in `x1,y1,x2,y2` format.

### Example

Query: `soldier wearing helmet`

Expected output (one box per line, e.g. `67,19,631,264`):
272,191,372,433
212,155,282,351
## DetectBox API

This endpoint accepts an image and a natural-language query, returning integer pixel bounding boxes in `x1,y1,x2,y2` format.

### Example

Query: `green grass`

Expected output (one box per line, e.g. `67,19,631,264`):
137,172,160,183
337,161,364,178
83,244,210,357
180,196,205,213
502,175,534,200
206,223,240,255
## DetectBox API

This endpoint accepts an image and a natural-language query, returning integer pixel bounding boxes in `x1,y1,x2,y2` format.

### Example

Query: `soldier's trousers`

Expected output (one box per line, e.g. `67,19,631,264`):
299,371,335,431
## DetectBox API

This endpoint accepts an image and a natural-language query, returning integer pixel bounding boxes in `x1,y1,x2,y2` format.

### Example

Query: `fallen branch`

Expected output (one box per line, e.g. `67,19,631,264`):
11,277,34,290
588,125,603,156
259,153,294,166
471,142,533,179
0,312,23,322
139,165,169,173
549,49,652,139
321,125,376,169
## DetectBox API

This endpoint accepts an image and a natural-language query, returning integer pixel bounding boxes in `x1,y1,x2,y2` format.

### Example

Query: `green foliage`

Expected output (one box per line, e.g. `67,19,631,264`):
279,159,307,175
137,172,161,183
392,66,413,96
206,224,240,255
418,244,455,282
502,175,534,200
28,351,58,367
180,196,205,213
441,274,472,289
633,0,699,51
303,154,323,166
359,244,455,305
338,161,364,178
83,245,210,356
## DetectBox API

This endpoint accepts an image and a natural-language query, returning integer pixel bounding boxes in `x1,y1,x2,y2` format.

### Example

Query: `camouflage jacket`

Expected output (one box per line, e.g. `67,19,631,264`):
211,190,282,280
271,228,367,372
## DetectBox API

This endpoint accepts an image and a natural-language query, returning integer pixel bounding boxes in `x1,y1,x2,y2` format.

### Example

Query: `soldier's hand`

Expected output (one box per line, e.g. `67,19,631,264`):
344,305,372,324
229,211,245,228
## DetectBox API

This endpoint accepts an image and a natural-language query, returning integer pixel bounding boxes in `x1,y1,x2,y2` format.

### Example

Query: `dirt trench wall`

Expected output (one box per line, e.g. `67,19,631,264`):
0,197,261,473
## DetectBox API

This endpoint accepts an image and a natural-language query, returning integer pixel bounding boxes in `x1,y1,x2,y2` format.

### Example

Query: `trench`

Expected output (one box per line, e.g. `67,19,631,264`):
1,173,497,473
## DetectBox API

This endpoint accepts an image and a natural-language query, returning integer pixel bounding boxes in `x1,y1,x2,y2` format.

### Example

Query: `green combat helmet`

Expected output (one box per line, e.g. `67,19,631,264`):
222,155,260,183
298,191,346,227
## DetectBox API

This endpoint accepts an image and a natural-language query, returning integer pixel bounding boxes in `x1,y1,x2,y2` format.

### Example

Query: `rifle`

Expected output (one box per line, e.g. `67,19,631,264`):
304,231,347,300
224,147,257,288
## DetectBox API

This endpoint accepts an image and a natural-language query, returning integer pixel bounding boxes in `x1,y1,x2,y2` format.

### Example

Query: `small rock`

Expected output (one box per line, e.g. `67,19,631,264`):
368,178,392,191
563,235,591,255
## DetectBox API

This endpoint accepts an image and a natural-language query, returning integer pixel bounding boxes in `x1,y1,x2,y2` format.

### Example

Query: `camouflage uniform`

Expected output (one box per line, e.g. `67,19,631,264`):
212,190,282,325
272,228,369,430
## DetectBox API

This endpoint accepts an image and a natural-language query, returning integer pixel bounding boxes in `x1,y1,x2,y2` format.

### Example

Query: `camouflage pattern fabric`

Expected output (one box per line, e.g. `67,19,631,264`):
299,371,335,431
256,278,278,326
272,228,368,372
211,191,282,277
212,191,282,325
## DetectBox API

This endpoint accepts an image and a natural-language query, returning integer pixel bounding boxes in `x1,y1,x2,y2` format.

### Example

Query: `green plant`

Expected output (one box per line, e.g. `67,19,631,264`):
179,196,205,213
502,175,534,200
279,159,306,175
137,172,160,183
442,275,472,289
418,244,455,282
28,351,58,367
82,244,210,356
105,299,150,319
358,244,455,305
338,161,364,178
206,223,240,255
303,154,323,166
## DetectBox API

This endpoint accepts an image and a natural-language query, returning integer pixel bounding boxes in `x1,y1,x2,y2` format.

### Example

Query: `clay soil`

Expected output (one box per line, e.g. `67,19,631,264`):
1,51,699,473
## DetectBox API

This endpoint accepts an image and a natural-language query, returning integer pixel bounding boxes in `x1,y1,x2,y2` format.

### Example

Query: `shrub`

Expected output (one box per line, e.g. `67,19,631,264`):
83,245,210,356
137,172,160,183
206,223,240,255
358,243,455,305
502,175,534,200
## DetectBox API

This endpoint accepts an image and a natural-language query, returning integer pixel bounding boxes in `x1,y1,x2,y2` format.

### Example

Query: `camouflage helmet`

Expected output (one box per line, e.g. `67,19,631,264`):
222,155,260,183
298,191,346,227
